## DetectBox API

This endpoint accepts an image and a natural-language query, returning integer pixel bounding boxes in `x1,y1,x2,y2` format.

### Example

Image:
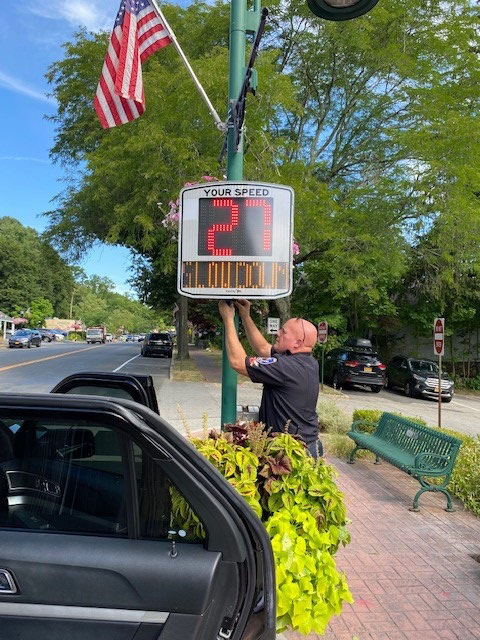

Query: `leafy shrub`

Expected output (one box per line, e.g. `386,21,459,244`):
438,429,480,517
456,375,480,391
188,423,353,635
67,331,86,341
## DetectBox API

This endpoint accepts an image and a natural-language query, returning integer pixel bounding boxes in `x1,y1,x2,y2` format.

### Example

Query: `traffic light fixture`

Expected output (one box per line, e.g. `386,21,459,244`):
307,0,380,21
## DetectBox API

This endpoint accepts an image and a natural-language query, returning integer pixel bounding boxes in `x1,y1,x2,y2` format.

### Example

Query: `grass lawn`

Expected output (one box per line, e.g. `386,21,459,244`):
172,356,206,382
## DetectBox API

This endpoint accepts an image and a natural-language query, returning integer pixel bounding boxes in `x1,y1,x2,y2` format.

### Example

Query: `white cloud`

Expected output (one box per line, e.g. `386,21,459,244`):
0,70,55,104
0,156,50,164
26,1,115,32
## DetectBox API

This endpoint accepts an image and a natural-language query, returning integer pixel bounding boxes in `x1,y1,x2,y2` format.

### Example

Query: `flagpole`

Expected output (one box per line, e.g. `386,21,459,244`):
150,0,226,131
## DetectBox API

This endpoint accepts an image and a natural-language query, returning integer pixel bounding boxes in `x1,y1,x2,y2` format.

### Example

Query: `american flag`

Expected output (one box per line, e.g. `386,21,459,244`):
94,0,172,129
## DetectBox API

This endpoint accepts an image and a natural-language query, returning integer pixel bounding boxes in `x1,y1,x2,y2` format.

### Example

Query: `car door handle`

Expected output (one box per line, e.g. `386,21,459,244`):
0,570,18,594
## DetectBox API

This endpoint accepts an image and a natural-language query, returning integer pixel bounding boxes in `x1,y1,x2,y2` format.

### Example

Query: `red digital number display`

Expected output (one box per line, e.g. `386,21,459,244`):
198,197,273,257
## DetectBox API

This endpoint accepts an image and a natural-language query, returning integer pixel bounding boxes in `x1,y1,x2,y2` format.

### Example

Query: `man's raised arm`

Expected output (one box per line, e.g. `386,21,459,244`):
235,300,272,357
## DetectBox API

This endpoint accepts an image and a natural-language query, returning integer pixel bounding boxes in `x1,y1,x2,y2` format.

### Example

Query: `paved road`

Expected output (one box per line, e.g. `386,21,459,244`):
324,384,480,437
0,341,171,394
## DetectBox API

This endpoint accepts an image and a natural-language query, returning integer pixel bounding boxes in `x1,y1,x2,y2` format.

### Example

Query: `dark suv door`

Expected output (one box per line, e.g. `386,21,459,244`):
0,394,275,640
386,356,409,391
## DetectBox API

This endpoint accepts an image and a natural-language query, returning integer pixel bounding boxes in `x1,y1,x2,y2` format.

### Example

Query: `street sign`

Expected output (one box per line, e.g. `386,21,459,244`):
267,317,280,334
318,321,328,344
434,317,445,356
178,181,294,299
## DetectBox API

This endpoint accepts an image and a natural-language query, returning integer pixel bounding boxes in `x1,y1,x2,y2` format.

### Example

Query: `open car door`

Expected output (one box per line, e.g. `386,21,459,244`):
0,393,275,640
51,372,160,414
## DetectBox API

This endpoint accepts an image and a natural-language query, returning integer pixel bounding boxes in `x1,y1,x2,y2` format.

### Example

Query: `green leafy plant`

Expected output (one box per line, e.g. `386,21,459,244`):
187,423,352,635
456,375,480,391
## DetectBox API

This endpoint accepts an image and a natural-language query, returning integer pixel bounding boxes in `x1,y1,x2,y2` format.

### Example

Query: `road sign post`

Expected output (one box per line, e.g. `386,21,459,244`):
434,317,445,428
318,321,328,391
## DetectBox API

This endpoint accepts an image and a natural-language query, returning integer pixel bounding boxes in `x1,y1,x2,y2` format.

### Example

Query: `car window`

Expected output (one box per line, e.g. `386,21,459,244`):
348,351,380,363
64,385,136,400
0,416,204,542
410,360,438,374
148,333,171,341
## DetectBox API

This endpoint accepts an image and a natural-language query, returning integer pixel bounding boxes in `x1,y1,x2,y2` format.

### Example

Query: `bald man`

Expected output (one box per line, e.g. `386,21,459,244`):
219,300,322,458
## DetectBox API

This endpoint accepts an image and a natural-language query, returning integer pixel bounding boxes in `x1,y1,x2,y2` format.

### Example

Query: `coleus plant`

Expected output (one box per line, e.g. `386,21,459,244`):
175,422,353,635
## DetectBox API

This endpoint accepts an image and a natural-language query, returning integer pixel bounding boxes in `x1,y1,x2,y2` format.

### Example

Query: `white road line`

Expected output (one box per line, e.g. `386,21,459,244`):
113,354,140,372
451,399,480,413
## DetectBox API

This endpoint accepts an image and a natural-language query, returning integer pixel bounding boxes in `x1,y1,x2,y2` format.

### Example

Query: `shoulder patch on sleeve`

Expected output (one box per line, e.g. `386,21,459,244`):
255,356,278,366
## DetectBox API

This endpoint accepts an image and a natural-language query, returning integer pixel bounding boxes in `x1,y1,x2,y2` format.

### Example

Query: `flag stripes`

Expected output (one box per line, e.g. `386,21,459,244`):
94,0,171,129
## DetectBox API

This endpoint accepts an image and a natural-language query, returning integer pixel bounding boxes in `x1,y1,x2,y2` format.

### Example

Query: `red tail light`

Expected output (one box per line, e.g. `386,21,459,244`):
378,363,386,370
345,361,359,367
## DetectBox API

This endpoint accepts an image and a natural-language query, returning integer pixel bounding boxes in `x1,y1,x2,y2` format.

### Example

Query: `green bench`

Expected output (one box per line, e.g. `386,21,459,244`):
347,412,462,511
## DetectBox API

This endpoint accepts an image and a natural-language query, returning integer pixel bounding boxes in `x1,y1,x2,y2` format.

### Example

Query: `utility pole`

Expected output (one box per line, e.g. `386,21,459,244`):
221,0,261,427
219,0,381,427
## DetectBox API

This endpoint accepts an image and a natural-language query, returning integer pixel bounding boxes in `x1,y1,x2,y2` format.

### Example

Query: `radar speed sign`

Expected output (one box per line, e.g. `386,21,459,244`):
178,182,294,299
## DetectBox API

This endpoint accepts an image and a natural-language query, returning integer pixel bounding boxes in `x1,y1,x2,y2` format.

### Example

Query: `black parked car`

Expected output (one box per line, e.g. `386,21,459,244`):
324,339,386,392
8,330,41,349
141,332,173,358
386,356,454,402
0,371,275,640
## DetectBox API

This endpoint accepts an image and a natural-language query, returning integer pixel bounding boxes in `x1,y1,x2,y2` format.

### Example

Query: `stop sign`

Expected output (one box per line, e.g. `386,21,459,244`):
318,321,328,344
434,318,445,356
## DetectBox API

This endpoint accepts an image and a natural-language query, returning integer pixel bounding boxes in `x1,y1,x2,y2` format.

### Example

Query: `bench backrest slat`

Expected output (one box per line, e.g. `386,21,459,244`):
375,413,461,469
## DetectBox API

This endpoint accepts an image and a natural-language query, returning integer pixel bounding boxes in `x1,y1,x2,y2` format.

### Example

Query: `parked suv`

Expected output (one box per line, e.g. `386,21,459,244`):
141,332,173,358
324,339,386,392
386,356,454,402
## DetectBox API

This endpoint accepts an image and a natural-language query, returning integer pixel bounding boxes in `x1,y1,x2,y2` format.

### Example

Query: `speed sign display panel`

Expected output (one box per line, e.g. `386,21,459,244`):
178,182,294,299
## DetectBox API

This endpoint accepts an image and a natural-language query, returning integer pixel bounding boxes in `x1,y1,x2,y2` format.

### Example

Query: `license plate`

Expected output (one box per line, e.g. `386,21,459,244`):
14,342,19,345
434,387,439,393
364,366,372,373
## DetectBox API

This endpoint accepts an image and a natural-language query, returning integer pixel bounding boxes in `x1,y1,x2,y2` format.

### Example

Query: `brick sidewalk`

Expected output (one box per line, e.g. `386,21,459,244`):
286,457,480,640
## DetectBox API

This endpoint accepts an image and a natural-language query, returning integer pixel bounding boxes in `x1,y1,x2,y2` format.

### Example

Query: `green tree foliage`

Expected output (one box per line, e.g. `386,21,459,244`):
72,275,161,333
44,0,480,342
28,298,54,328
0,217,74,316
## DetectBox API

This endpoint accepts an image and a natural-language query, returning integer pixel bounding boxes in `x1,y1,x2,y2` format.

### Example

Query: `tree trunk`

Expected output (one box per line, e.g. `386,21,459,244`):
450,335,455,377
467,330,472,378
176,295,189,360
273,296,291,325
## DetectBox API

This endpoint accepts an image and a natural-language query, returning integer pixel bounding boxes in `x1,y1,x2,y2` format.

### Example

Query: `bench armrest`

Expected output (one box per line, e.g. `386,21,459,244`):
350,420,378,433
414,452,451,472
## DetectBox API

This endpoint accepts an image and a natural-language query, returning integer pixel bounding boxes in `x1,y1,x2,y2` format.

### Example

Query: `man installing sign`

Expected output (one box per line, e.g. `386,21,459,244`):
219,300,323,458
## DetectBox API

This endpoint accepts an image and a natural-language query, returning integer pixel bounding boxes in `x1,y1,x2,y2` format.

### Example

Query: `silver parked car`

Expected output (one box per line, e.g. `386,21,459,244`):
8,330,41,349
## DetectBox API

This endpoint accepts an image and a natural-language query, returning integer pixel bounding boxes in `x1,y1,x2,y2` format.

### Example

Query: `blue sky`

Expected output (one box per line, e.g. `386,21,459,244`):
0,1,156,295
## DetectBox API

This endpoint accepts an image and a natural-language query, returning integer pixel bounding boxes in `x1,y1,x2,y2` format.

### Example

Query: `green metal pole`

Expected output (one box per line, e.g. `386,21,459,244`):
221,0,247,428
